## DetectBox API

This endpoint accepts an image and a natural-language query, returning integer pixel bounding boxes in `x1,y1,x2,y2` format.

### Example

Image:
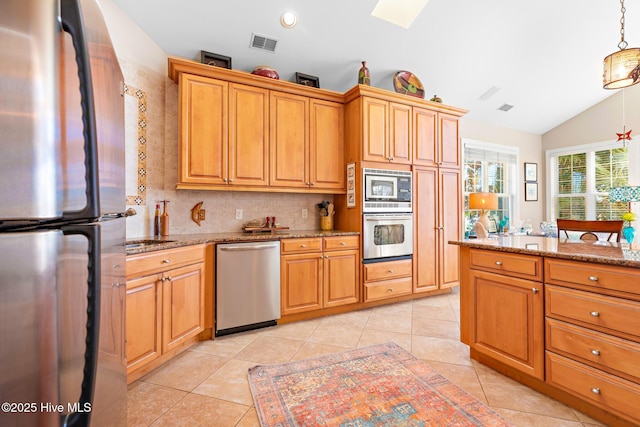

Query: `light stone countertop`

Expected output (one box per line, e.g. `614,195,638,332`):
450,235,640,268
126,230,359,255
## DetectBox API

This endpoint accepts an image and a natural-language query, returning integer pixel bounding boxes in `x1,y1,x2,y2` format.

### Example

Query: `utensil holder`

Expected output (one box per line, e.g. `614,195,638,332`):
320,216,333,231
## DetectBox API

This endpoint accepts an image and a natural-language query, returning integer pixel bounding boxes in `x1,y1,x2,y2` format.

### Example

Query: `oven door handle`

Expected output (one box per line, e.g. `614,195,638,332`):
365,216,412,221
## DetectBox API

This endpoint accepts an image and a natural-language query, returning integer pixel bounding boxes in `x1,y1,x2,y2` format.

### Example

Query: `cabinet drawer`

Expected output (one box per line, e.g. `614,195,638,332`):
546,319,640,382
546,352,640,423
546,285,640,340
364,277,412,302
127,244,205,279
281,237,323,254
323,235,359,251
469,249,542,281
545,258,640,297
364,259,412,282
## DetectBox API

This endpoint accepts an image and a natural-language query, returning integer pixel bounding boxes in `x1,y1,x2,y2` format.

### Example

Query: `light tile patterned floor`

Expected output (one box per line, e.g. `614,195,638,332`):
128,287,607,426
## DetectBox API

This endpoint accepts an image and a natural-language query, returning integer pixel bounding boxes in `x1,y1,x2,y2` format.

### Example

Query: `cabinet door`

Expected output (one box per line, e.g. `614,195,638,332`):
412,107,437,167
413,168,438,292
439,168,462,288
179,74,228,185
470,269,544,379
270,91,309,188
281,253,323,315
324,250,360,308
310,99,345,191
161,263,204,354
362,97,388,162
228,83,269,186
126,275,161,373
438,113,460,168
388,102,412,164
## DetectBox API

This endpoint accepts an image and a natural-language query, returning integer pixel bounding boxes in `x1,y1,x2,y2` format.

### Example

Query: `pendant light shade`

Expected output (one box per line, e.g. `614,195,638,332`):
603,0,640,89
603,48,640,89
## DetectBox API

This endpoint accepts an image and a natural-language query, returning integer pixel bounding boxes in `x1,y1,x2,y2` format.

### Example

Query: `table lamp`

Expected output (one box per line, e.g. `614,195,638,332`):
469,192,498,238
608,186,640,243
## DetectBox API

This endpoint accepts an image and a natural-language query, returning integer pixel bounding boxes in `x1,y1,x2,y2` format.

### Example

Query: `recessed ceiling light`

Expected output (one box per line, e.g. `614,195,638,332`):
371,0,430,29
280,11,297,28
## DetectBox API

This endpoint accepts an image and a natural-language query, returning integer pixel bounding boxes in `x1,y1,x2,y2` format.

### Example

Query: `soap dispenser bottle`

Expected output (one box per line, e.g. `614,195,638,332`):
161,200,170,236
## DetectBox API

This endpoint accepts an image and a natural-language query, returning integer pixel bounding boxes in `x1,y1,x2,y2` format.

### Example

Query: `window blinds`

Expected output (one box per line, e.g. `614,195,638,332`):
464,146,517,164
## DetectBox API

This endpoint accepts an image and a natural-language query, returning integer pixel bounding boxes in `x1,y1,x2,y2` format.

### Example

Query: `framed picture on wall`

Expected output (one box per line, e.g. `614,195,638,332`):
525,182,538,201
524,162,537,182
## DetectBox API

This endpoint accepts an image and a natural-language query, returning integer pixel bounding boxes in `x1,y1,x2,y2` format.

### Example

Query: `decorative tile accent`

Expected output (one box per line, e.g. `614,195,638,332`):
124,83,147,206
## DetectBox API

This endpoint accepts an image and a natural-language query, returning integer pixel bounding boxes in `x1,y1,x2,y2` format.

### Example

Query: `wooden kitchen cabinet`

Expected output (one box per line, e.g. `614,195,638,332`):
310,99,345,191
363,258,413,302
178,74,268,188
467,253,545,380
281,236,359,316
361,97,412,164
413,167,462,292
125,245,205,381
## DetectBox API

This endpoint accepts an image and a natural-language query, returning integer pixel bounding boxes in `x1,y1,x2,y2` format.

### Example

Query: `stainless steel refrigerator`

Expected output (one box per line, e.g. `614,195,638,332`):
0,0,127,425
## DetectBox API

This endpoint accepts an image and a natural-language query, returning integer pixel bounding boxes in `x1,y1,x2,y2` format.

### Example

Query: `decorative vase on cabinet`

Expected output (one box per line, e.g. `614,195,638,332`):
358,61,370,85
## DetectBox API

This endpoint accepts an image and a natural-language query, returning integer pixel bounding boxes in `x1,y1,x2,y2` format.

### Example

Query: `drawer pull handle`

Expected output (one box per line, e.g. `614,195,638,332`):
388,288,394,293
340,242,346,245
532,287,539,294
588,276,598,282
301,244,307,248
162,259,171,264
590,311,600,317
591,349,601,356
591,387,601,395
388,269,394,273
495,261,502,266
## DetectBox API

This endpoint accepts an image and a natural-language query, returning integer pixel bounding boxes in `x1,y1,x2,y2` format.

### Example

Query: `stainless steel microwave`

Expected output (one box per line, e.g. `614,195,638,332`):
363,168,412,212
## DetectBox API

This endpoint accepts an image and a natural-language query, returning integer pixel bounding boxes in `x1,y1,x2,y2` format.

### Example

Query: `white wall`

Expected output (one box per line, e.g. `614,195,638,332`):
460,117,544,228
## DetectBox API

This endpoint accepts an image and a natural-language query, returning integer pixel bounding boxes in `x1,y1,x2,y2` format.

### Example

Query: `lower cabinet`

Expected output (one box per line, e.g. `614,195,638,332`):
363,258,413,302
281,236,359,316
126,245,205,379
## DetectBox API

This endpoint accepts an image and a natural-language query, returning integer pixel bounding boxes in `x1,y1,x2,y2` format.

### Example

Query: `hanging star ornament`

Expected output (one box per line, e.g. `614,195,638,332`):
616,127,632,142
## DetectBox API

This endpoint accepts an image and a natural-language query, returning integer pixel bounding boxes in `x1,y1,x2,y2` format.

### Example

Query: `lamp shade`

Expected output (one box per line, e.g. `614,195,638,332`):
609,186,640,202
603,48,640,89
469,192,498,210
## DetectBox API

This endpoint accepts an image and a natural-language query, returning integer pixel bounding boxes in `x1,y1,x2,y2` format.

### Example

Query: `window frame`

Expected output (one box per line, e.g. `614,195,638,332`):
546,139,627,221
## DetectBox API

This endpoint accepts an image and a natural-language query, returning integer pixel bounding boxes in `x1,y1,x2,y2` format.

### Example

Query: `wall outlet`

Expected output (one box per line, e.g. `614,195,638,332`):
199,210,206,221
235,209,243,220
302,208,308,218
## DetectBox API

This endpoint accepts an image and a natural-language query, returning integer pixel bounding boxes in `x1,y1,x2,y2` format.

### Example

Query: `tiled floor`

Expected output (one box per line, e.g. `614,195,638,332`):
128,287,607,426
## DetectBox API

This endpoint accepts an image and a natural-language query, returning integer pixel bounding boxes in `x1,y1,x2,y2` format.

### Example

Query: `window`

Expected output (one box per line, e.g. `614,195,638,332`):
463,140,518,236
548,141,628,221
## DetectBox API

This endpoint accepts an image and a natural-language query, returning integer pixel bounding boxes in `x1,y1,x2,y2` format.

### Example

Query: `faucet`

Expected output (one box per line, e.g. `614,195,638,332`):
125,208,137,217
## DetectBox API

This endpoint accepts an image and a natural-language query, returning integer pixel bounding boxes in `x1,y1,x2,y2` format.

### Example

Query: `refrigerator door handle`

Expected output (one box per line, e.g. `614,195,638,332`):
60,0,100,221
60,225,101,427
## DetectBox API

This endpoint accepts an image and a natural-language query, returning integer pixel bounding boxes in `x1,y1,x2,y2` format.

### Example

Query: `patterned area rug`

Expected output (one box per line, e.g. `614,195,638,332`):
248,342,511,426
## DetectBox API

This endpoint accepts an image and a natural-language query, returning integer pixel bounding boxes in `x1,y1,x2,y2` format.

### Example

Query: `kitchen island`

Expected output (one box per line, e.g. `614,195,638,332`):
451,236,640,427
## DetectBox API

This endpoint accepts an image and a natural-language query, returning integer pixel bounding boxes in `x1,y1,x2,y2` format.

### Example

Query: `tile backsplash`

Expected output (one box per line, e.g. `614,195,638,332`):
121,58,335,238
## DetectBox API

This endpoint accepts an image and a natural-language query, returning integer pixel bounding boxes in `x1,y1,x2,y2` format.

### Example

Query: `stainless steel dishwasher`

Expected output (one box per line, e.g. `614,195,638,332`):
216,241,281,336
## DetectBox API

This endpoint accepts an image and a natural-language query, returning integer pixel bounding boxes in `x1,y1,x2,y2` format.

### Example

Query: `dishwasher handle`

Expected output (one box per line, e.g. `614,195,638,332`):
218,242,280,251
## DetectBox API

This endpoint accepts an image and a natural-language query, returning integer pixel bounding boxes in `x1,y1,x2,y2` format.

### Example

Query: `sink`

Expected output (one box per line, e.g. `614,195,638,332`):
125,239,176,249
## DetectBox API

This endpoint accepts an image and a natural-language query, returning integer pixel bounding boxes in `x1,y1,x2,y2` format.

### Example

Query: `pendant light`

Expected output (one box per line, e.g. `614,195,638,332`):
603,0,640,89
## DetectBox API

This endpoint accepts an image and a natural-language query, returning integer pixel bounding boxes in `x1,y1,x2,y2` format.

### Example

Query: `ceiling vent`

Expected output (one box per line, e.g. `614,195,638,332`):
497,103,514,112
250,33,278,53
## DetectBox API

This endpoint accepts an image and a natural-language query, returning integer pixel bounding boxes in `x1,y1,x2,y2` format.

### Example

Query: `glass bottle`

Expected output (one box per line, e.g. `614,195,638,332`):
153,204,161,238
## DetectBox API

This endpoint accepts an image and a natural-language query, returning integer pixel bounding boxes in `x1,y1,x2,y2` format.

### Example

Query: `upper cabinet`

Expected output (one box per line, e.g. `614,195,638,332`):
170,57,346,194
361,97,412,165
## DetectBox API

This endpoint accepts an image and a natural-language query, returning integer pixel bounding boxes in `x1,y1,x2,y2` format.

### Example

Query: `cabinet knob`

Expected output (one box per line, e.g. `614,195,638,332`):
591,387,601,395
160,276,166,282
324,255,329,259
388,288,394,293
306,182,310,185
495,261,502,266
591,349,601,356
310,182,315,186
340,241,346,245
532,287,539,294
229,178,234,182
300,244,307,248
223,178,228,182
590,311,600,317
588,276,598,282
388,269,394,273
166,276,172,281
112,281,121,288
162,259,171,264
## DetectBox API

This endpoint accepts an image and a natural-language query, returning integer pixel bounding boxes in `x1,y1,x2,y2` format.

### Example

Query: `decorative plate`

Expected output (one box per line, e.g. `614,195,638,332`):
393,71,425,98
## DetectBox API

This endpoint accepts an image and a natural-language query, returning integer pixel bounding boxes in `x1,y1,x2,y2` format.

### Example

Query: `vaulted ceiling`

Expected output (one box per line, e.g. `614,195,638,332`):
111,0,640,135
